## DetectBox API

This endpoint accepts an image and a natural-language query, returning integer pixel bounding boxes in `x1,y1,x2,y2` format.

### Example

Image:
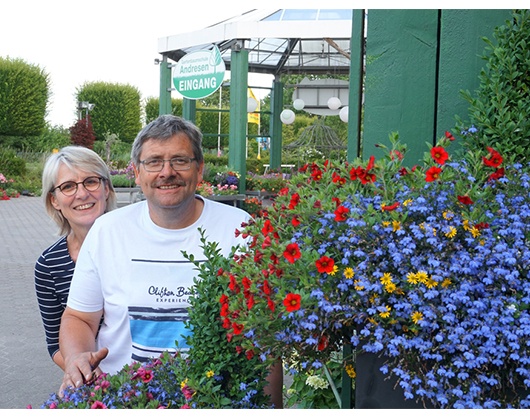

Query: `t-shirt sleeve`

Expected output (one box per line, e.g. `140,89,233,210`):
66,230,104,312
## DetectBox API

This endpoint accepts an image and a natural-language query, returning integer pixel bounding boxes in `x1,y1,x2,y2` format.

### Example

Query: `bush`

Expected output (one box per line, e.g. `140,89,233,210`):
0,148,26,177
458,9,530,163
0,57,49,137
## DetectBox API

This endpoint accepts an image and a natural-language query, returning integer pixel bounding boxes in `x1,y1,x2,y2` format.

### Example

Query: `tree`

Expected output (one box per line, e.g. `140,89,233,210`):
0,57,49,137
76,82,142,143
69,116,96,149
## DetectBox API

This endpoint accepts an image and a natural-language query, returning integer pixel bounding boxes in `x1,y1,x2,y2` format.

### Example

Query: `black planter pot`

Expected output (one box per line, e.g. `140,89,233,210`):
355,351,434,409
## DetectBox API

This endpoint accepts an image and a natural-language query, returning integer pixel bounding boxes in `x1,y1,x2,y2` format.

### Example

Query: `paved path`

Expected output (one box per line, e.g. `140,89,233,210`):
0,196,63,409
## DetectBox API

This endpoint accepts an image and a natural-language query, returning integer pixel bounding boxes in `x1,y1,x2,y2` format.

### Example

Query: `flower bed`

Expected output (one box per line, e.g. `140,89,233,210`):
220,132,530,408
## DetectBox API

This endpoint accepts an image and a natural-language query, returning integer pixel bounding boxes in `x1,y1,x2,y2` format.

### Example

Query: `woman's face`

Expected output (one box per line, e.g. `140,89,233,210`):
50,164,109,233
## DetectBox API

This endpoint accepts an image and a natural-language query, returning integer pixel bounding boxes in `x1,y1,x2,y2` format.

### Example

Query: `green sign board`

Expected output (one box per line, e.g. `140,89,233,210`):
173,46,225,100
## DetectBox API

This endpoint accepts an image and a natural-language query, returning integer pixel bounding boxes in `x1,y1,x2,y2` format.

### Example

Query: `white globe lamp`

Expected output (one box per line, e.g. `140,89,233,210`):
280,109,295,124
247,97,258,113
293,98,305,110
327,96,342,110
339,106,349,123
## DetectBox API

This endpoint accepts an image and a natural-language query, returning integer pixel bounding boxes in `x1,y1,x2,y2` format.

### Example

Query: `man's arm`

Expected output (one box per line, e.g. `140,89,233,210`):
58,306,107,395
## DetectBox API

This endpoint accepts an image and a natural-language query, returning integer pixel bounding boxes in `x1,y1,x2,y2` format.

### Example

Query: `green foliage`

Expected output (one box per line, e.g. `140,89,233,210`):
0,57,49,136
0,148,26,177
77,81,142,142
458,9,530,163
144,96,183,123
181,229,271,407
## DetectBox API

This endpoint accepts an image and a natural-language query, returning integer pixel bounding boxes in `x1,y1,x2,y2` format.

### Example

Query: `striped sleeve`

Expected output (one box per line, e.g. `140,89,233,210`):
34,236,75,359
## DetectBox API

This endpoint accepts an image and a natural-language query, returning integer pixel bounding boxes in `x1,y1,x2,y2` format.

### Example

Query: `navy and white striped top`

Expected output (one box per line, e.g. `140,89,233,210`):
34,236,74,359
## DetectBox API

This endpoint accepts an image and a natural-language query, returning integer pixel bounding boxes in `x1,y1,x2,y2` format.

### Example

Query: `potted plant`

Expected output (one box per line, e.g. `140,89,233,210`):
220,131,530,408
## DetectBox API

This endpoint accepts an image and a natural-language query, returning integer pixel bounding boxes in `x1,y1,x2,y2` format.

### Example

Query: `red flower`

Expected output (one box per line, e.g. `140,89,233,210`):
289,193,300,209
311,168,323,181
232,323,244,335
242,276,251,291
315,256,335,274
245,349,255,360
262,280,271,295
246,294,255,310
283,243,301,263
483,147,503,168
488,167,505,182
317,334,329,351
445,131,455,141
267,297,275,312
90,401,107,409
390,150,404,161
261,219,274,235
457,195,474,205
291,216,300,227
332,172,346,185
431,146,449,165
425,166,442,182
382,202,400,211
334,205,349,222
228,274,240,293
283,293,301,312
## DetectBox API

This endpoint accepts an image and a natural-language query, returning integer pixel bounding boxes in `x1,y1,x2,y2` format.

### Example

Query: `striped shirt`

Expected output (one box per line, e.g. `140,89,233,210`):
34,236,74,359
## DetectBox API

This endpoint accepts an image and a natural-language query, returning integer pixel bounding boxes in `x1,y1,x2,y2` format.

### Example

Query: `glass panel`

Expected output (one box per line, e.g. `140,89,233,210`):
282,9,318,20
318,9,353,20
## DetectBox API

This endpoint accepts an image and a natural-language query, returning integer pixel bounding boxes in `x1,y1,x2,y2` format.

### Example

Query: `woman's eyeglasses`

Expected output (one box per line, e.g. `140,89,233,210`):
52,176,104,196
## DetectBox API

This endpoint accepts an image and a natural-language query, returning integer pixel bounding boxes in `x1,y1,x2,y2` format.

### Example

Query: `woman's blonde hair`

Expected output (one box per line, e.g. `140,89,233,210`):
42,146,117,235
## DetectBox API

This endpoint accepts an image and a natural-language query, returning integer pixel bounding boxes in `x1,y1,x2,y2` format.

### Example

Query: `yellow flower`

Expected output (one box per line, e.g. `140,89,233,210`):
380,272,393,285
392,220,401,232
403,199,413,207
343,267,354,279
416,271,429,284
206,370,215,378
180,378,188,389
354,280,364,290
382,221,390,228
425,278,438,288
379,305,391,318
441,278,452,288
345,364,356,379
470,227,481,238
406,272,418,284
445,226,457,238
462,219,471,231
443,210,454,220
411,311,423,324
384,282,397,293
330,265,338,275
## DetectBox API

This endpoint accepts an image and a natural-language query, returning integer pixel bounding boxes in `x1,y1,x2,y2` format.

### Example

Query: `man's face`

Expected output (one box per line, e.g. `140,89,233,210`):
134,134,203,210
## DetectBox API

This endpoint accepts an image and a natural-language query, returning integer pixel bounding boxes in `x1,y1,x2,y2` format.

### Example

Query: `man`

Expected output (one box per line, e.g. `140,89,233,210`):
59,115,282,406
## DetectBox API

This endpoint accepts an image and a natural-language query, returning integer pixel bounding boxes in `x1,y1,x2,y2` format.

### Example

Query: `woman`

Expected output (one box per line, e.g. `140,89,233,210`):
35,146,117,370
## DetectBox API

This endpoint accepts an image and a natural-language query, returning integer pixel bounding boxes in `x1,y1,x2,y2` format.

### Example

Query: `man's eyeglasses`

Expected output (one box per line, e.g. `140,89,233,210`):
140,157,197,172
52,176,104,196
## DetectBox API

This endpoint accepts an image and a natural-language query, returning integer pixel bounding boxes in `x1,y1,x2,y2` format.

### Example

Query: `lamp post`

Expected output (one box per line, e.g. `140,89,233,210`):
77,101,95,126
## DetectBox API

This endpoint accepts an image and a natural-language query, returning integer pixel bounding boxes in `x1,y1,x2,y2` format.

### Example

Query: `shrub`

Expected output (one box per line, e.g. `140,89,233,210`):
458,9,530,163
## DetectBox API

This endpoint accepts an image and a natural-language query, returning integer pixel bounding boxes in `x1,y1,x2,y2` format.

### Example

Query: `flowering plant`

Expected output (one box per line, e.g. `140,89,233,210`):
222,131,530,408
246,171,288,194
40,232,272,409
0,172,19,200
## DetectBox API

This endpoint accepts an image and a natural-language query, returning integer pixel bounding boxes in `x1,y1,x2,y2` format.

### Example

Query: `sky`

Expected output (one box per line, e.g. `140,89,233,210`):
0,0,280,128
1,1,510,129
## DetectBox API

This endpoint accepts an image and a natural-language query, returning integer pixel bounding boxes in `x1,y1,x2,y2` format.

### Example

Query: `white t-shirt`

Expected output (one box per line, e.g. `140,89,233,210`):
67,196,251,374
